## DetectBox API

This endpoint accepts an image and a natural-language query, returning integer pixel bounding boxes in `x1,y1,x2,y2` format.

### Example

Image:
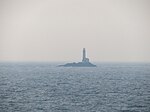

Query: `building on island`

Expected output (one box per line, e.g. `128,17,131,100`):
58,48,96,67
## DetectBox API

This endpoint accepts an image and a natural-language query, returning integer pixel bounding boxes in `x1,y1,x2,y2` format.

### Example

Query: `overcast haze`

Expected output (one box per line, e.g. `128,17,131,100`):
0,0,150,62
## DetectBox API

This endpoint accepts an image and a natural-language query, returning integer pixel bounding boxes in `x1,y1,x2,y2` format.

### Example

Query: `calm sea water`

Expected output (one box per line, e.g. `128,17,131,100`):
0,62,150,112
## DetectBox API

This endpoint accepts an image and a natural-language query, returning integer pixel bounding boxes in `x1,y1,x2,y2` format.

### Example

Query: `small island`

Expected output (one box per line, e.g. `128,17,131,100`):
58,48,96,67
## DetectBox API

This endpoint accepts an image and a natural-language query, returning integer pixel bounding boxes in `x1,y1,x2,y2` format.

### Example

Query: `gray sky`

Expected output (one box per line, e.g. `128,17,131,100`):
0,0,150,62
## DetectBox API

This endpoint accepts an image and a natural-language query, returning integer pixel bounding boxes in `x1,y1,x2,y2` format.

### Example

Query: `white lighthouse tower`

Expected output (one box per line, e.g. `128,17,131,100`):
82,48,89,63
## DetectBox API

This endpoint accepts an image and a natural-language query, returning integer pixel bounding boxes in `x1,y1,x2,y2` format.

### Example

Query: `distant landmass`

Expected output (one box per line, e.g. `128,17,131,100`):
58,48,96,67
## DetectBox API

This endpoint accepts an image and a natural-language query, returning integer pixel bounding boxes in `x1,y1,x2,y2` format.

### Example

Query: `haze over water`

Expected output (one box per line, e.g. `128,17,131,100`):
0,62,150,112
0,0,150,62
0,0,150,111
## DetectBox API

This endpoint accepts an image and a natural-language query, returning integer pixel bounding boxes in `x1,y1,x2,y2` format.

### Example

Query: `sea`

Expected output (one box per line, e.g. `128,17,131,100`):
0,62,150,112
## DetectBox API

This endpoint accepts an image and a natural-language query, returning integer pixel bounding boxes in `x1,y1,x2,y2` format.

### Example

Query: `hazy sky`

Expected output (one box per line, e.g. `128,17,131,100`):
0,0,150,62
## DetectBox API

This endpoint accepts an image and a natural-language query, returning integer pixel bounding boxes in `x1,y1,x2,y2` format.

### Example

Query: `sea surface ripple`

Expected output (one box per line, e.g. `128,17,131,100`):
0,62,150,112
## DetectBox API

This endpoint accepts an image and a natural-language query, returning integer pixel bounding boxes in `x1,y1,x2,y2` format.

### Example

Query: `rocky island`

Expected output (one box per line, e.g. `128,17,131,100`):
58,48,96,67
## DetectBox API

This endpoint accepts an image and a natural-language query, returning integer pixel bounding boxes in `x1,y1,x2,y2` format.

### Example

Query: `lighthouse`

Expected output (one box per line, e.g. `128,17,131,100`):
82,48,89,63
82,48,86,61
58,48,96,67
